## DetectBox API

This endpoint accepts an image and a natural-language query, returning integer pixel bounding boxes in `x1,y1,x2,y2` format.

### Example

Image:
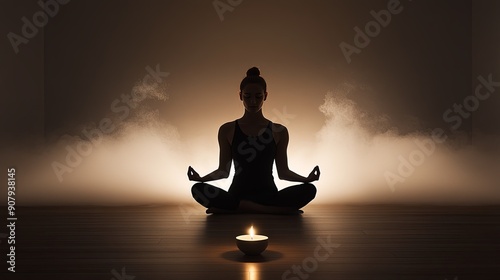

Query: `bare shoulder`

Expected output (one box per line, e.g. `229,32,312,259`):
219,121,236,144
219,121,235,131
271,122,288,144
271,122,288,134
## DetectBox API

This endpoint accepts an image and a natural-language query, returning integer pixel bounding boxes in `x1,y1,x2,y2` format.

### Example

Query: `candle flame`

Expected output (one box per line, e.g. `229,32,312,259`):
249,226,255,240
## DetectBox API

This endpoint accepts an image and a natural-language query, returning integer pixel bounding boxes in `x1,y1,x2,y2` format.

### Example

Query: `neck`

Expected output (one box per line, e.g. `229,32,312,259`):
240,109,266,123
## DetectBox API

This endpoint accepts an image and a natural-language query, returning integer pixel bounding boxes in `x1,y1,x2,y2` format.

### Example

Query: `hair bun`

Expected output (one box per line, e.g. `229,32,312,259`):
246,67,260,77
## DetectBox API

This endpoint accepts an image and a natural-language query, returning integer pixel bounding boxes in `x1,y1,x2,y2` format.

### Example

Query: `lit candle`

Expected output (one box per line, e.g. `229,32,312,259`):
236,225,268,255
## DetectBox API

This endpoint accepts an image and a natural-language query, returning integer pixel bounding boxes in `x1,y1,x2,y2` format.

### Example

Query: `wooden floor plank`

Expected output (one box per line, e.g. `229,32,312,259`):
1,205,499,279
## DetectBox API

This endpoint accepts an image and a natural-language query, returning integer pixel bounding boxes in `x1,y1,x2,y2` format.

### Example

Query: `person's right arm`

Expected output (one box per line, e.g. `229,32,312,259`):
187,123,232,182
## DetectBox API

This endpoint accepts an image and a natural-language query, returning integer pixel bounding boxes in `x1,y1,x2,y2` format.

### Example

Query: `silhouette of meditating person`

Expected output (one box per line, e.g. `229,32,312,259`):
188,67,319,214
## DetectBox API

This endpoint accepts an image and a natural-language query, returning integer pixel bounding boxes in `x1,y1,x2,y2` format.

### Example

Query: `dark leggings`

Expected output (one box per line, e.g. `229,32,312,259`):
191,183,317,210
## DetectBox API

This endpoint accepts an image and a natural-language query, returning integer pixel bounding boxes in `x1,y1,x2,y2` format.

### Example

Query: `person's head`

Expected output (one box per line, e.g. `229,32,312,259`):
239,67,268,113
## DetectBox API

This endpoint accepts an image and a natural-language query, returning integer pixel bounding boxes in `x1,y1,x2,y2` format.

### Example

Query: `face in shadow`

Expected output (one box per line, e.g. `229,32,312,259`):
240,84,267,113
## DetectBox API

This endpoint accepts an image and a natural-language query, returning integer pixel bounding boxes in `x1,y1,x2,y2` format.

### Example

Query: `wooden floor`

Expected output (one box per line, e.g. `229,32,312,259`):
1,204,499,279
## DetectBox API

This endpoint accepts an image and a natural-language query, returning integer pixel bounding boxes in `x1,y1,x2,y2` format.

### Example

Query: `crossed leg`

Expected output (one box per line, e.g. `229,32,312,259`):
191,182,317,214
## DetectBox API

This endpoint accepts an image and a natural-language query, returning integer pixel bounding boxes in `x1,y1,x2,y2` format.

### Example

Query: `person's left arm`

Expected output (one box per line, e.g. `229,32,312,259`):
274,125,320,183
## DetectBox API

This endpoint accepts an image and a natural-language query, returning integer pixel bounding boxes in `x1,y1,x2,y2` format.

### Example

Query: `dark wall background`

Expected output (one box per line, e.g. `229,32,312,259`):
1,0,497,146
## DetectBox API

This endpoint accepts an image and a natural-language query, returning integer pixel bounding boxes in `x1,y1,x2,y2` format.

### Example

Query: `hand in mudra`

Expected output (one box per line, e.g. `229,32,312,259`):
187,166,202,182
305,165,320,182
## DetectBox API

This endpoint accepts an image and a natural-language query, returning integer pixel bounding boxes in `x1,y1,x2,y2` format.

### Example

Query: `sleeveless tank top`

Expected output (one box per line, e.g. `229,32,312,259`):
229,119,278,202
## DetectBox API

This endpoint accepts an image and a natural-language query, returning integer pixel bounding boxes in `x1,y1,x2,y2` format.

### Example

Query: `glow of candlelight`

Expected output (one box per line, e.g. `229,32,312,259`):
249,226,255,240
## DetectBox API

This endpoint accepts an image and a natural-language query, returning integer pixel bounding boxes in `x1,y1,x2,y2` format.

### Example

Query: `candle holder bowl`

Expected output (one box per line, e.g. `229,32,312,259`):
236,235,268,256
